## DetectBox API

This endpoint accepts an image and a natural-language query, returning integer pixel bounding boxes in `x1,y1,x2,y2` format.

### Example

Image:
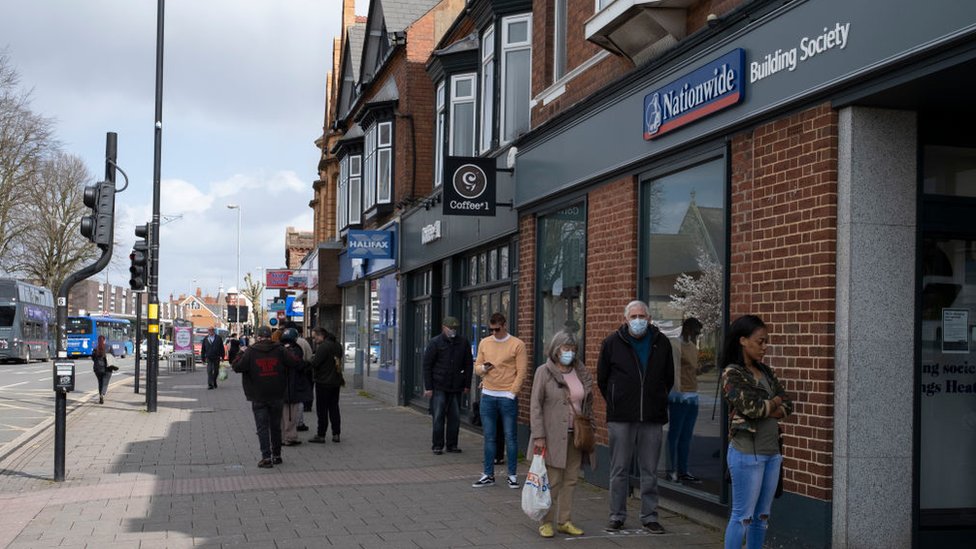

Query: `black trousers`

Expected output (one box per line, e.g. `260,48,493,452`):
251,400,283,459
315,384,341,437
206,357,220,387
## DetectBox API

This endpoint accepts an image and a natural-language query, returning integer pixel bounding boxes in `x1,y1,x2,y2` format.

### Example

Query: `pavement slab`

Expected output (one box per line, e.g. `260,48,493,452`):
0,365,724,548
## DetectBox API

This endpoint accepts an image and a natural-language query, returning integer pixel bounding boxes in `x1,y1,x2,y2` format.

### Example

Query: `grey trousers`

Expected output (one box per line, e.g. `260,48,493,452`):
607,421,663,524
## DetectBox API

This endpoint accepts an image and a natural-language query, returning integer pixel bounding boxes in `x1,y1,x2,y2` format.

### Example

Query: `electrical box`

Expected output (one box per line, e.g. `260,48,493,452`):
54,360,75,392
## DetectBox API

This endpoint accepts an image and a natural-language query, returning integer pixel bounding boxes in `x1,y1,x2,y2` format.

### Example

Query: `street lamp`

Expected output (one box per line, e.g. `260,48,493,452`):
226,204,241,334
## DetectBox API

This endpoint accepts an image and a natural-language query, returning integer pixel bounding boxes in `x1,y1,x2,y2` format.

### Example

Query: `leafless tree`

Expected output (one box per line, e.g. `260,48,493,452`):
5,152,99,291
241,271,265,327
0,52,56,268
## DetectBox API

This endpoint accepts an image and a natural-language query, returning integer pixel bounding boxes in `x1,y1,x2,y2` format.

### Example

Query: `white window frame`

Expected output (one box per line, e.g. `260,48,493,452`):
450,73,477,157
348,154,362,225
596,0,613,10
364,125,376,210
337,156,348,232
480,27,495,153
376,121,392,204
500,14,532,145
435,82,445,188
554,0,568,81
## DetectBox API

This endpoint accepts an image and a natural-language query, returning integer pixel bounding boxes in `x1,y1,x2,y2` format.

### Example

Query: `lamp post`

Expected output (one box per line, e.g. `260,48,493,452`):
226,204,241,334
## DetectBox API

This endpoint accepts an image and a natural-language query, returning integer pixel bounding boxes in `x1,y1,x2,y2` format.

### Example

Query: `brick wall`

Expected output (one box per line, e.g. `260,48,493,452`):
516,214,536,425
730,102,838,500
583,177,638,443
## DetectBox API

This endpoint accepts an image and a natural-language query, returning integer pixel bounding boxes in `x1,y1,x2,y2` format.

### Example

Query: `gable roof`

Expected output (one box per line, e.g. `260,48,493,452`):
382,0,441,32
346,24,366,81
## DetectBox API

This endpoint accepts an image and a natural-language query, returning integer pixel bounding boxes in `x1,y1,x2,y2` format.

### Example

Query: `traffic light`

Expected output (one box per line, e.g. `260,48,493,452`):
80,180,116,247
129,223,150,291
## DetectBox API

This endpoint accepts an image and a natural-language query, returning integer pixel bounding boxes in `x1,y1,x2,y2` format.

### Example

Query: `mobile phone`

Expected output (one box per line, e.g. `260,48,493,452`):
484,362,493,370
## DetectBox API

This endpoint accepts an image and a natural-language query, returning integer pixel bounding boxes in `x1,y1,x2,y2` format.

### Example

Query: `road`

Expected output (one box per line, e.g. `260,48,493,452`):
0,355,140,446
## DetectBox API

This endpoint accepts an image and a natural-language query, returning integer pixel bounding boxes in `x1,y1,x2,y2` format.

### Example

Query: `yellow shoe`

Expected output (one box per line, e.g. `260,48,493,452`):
557,521,584,536
539,523,554,538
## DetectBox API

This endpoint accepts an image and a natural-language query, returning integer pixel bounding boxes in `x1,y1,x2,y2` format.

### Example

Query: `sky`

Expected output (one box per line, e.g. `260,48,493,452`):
0,0,369,303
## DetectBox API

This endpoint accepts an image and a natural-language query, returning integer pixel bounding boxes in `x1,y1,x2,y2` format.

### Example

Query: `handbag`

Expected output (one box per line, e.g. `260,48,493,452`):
558,373,595,453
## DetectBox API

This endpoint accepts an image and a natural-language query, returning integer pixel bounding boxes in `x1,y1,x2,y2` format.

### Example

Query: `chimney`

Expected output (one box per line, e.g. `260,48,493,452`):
343,0,356,31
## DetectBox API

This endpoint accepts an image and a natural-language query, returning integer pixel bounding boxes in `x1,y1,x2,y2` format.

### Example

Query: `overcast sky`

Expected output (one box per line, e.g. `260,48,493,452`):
1,0,369,303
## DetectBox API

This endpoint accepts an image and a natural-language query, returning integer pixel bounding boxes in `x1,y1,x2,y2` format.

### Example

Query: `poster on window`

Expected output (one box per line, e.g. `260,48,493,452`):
443,156,496,216
942,308,970,353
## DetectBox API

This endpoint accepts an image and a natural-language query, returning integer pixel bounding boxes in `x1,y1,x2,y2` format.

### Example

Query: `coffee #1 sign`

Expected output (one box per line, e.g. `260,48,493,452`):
443,156,496,216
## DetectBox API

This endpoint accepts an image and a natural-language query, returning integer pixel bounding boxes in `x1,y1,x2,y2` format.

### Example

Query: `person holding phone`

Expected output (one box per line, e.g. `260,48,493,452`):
472,312,527,489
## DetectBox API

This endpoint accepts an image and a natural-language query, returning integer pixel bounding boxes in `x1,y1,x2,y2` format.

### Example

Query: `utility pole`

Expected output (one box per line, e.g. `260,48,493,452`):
146,0,165,413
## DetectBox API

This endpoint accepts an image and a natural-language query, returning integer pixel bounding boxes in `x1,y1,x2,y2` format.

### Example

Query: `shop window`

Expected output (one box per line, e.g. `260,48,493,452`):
435,82,445,188
537,202,586,361
451,74,477,157
923,145,976,197
500,14,532,144
500,245,510,279
480,27,495,153
642,157,726,496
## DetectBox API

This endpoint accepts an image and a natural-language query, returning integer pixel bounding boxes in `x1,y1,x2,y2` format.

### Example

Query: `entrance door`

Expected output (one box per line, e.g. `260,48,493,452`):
411,299,431,401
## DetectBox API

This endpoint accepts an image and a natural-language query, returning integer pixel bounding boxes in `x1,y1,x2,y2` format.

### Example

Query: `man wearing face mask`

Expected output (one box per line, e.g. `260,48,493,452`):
423,316,473,455
597,300,674,534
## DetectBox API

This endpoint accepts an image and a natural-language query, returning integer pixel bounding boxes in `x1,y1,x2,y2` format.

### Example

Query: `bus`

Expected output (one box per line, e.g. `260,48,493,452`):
0,279,55,363
66,316,133,358
193,326,229,362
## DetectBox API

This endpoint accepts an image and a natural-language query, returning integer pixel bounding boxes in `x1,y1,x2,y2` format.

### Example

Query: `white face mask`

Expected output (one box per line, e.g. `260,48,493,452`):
445,329,456,339
559,351,575,366
628,318,648,336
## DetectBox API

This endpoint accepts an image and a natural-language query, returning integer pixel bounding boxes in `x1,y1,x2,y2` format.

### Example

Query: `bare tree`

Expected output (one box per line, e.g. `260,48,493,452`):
241,272,265,327
0,52,56,268
6,153,99,291
669,248,724,333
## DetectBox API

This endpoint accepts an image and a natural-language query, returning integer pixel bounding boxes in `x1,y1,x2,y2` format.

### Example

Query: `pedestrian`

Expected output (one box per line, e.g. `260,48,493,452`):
280,328,312,447
666,317,707,483
285,321,314,432
232,325,301,468
597,300,674,534
530,330,595,538
201,326,225,389
472,312,528,489
422,316,473,455
227,332,241,364
722,315,792,549
308,327,344,444
91,335,116,404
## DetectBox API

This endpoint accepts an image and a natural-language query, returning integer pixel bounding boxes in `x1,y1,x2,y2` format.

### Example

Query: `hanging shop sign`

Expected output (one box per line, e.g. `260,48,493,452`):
266,269,292,289
643,49,745,140
443,156,496,216
347,230,394,259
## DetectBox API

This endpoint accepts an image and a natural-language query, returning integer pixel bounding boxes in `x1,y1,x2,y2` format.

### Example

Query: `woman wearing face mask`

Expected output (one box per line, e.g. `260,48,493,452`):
529,330,596,538
721,315,792,549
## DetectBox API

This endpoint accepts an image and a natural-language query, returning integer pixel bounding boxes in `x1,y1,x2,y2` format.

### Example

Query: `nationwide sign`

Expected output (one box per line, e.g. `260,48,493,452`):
443,156,496,217
347,229,393,259
643,49,745,140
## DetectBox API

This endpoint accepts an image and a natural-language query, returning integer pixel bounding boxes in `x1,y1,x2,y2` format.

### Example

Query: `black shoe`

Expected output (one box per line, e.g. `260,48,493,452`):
446,447,462,453
432,447,444,455
308,435,326,443
283,440,302,446
471,474,495,487
98,395,104,404
296,424,309,432
257,458,273,468
332,434,340,443
643,522,665,534
606,519,624,531
678,473,702,483
272,456,283,465
208,386,214,390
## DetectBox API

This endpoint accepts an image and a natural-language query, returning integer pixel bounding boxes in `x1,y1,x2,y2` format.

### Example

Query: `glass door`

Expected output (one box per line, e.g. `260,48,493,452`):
411,300,431,401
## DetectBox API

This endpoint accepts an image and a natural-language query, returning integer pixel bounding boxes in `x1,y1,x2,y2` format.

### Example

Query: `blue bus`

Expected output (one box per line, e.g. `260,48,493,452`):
66,316,133,358
0,279,55,363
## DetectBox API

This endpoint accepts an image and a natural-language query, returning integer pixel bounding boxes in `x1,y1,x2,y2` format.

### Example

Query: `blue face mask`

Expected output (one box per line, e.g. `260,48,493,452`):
628,318,648,336
559,350,575,366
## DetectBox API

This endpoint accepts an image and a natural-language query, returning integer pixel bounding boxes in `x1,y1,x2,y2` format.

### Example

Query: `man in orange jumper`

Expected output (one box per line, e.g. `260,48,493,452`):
472,312,527,489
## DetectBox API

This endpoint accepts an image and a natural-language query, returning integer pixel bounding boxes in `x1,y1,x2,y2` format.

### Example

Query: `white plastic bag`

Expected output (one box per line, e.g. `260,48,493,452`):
521,453,552,521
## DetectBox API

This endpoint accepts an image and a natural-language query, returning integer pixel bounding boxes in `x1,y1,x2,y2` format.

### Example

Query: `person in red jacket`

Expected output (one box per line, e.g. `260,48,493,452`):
232,325,301,468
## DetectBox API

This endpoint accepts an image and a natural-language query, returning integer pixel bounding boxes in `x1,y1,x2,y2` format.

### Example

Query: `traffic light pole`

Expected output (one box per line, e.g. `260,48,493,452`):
147,0,165,413
55,132,117,482
134,291,142,394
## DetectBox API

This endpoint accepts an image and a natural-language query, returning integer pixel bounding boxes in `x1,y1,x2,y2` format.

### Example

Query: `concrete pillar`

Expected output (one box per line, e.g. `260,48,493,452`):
834,106,917,548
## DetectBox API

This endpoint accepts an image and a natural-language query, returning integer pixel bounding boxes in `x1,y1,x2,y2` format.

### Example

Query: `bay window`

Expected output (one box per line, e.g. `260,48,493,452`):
435,82,445,188
451,74,477,156
364,120,393,210
500,14,532,144
480,27,495,153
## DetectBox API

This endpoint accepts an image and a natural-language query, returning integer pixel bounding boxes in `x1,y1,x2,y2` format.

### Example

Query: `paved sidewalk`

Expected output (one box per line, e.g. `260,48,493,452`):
0,364,723,548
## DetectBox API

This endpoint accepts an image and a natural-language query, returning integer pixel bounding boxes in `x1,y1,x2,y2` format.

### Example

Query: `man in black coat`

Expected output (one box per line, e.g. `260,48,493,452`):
597,300,674,534
422,316,473,454
232,325,302,468
201,326,225,389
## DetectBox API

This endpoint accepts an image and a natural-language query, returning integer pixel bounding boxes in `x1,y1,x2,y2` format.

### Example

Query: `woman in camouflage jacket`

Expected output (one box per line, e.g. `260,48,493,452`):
720,315,792,549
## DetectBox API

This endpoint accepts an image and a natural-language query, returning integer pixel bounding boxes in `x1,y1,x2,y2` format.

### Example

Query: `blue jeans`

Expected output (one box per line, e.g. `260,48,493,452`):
430,390,461,450
724,445,782,549
480,394,518,477
251,400,284,460
667,394,699,474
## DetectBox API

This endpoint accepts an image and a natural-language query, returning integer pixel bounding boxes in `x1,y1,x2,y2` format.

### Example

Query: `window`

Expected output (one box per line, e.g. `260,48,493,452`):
480,27,495,153
501,14,532,144
450,74,477,157
364,121,393,210
349,155,362,225
337,157,348,232
554,0,567,81
435,82,445,188
537,202,586,362
596,0,613,10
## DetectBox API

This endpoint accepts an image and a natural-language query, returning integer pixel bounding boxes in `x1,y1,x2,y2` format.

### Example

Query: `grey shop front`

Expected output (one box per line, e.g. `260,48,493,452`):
513,0,976,547
399,170,519,426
